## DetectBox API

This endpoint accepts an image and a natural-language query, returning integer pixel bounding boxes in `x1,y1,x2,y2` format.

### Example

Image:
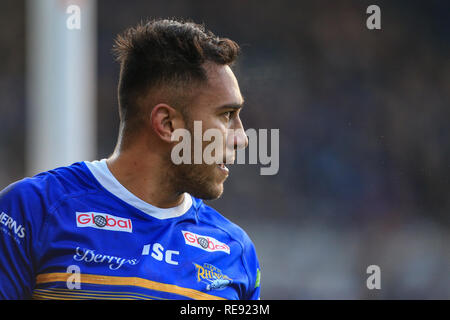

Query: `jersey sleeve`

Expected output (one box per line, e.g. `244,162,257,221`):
0,179,47,299
242,237,261,300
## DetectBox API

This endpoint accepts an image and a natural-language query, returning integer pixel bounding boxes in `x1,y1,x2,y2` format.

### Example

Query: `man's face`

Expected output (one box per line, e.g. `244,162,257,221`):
172,63,248,200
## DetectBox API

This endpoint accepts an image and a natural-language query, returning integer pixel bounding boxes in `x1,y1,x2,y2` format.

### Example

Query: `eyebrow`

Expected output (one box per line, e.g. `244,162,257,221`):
217,102,244,111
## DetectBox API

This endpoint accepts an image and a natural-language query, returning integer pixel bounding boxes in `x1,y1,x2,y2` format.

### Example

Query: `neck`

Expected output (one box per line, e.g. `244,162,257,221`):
106,145,185,208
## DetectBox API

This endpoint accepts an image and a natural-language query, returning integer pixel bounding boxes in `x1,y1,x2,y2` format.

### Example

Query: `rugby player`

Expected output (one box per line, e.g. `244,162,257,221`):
0,19,261,300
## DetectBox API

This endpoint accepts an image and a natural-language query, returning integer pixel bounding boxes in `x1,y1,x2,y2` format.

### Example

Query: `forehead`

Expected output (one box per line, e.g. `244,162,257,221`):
195,63,243,109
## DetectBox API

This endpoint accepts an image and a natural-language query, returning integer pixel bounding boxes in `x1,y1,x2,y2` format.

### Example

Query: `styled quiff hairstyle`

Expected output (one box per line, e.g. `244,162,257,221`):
112,18,240,137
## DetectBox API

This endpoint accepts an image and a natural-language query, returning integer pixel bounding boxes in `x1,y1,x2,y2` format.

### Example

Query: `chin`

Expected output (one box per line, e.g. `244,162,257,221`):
190,183,224,200
173,162,226,200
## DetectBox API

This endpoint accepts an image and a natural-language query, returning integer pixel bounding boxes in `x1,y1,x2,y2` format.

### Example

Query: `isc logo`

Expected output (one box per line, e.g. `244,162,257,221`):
142,243,179,265
76,212,133,233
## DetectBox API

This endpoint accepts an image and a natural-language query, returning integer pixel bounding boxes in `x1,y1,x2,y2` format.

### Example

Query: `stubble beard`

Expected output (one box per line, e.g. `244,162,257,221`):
165,121,226,201
169,161,224,200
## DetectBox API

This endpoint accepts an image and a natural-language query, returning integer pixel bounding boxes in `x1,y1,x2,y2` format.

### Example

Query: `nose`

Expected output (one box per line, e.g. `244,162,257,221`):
232,118,248,150
234,128,248,150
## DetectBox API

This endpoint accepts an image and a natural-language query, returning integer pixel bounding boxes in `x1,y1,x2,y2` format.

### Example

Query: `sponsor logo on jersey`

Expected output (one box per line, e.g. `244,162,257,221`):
142,242,179,265
76,212,132,233
193,262,233,291
0,211,26,242
73,247,139,270
181,230,230,254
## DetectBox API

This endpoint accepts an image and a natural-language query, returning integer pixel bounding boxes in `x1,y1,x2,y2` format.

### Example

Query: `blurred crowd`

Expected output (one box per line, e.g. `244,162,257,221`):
1,0,449,299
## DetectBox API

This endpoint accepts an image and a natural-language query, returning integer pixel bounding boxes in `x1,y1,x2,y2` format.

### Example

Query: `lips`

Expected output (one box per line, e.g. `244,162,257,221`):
216,152,235,176
217,163,229,174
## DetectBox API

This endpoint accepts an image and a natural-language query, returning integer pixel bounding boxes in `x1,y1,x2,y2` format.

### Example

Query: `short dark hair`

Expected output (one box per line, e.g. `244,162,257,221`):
112,18,240,134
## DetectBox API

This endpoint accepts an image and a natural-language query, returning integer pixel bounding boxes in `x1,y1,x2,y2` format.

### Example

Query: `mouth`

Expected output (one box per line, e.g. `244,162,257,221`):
217,163,229,175
216,153,234,177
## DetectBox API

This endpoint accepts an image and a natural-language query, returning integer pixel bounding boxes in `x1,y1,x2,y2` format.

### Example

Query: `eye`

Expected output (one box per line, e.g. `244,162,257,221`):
223,111,235,120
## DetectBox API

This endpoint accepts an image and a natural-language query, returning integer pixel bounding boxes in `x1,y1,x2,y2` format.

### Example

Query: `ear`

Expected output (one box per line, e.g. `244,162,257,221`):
150,104,184,143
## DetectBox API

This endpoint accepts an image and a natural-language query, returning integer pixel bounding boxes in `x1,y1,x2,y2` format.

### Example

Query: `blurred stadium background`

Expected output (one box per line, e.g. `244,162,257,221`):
1,0,449,299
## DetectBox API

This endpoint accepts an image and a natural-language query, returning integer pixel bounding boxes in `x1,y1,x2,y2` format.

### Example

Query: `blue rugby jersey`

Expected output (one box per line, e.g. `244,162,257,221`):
0,160,261,300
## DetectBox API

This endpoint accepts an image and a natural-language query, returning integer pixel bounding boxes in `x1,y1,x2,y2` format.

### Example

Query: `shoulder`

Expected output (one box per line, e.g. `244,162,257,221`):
193,198,256,251
0,162,97,212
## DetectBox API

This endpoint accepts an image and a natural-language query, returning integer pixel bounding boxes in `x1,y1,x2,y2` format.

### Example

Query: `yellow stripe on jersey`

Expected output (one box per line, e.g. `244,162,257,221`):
35,272,226,300
36,287,165,300
32,288,162,300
